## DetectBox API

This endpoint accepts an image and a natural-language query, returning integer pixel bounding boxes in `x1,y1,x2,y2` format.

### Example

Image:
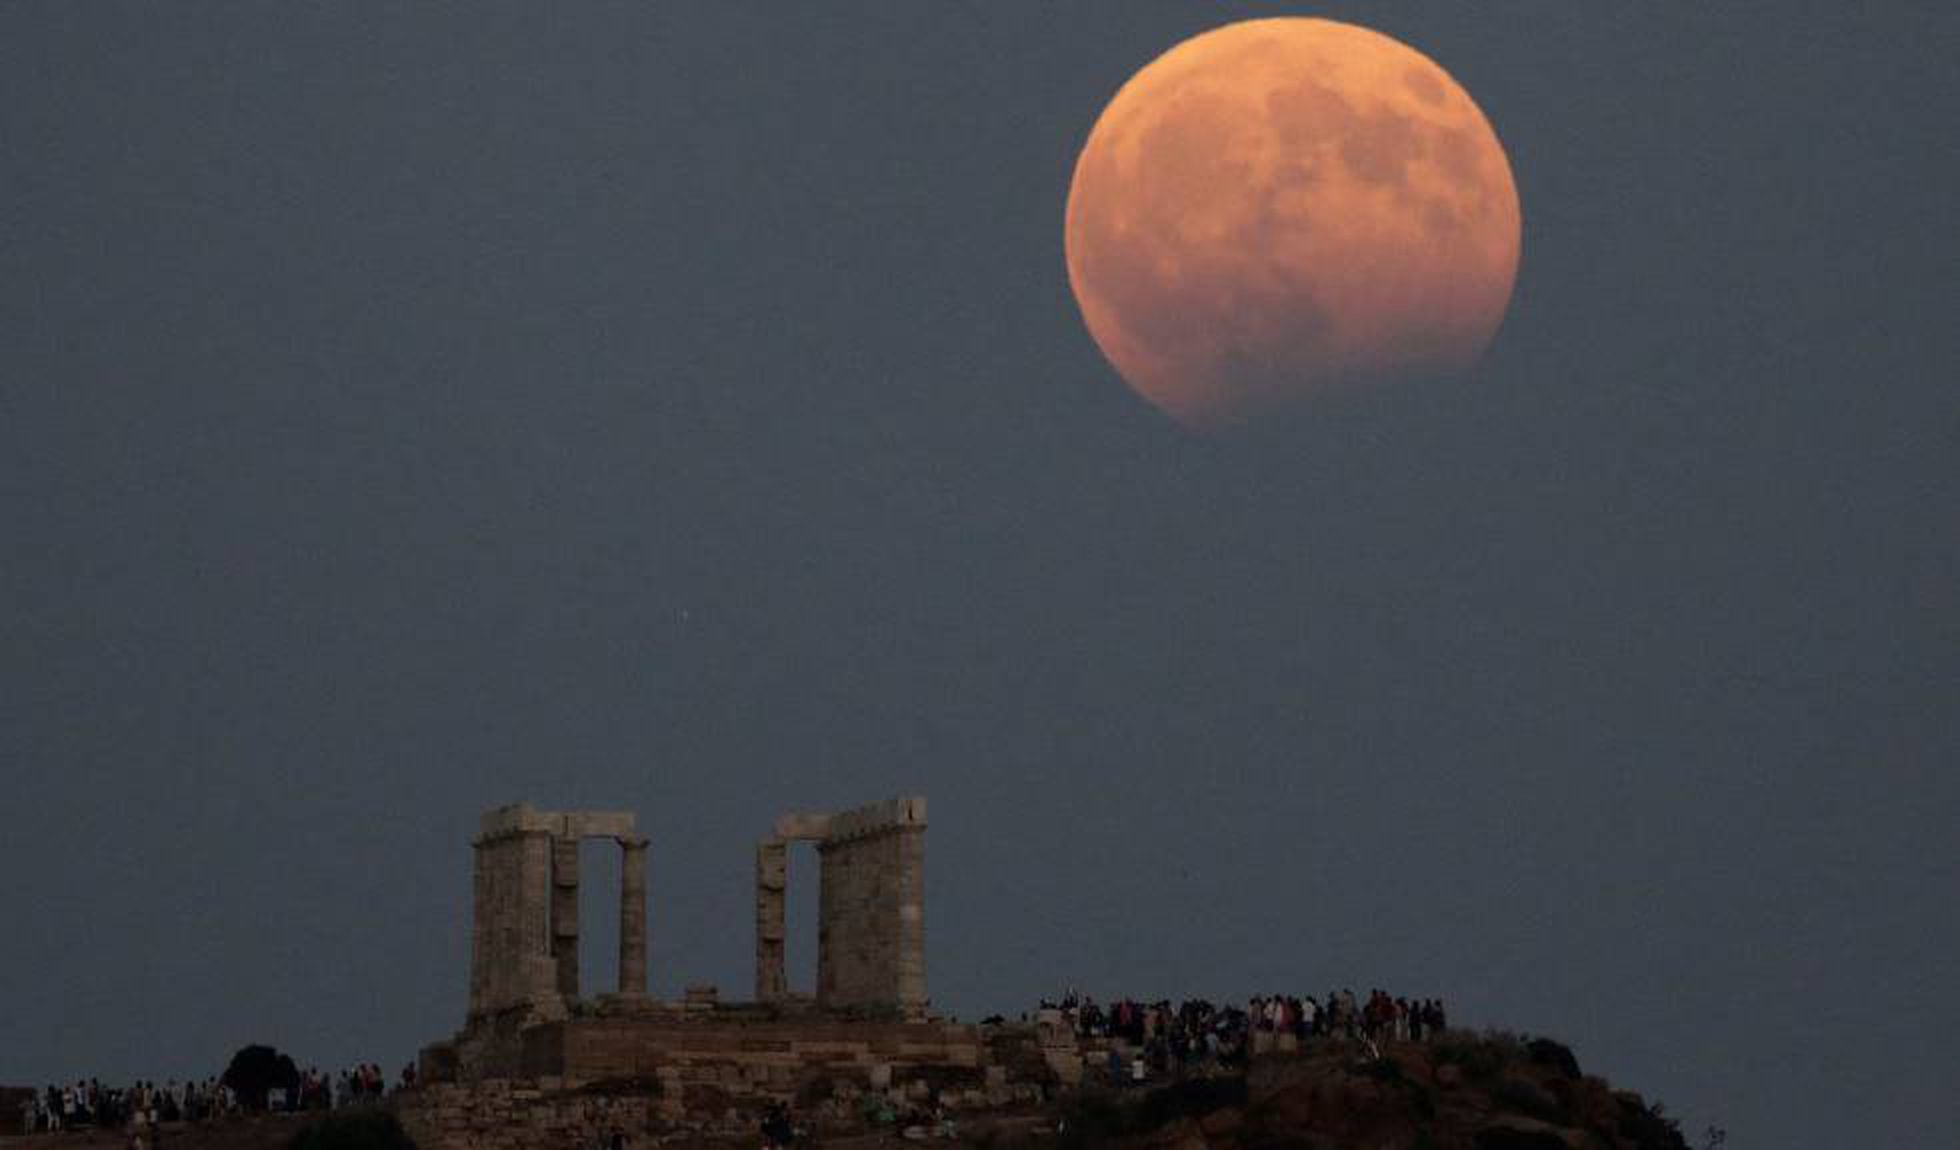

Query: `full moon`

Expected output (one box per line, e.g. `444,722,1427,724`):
1065,18,1521,428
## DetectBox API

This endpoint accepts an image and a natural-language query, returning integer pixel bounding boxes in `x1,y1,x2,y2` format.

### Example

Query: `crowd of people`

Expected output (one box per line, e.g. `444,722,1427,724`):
21,1079,232,1134
19,1062,415,1138
286,1063,409,1111
1025,988,1450,1082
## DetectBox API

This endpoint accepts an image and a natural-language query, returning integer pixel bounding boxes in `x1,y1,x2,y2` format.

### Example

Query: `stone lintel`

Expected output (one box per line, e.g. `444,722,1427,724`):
477,802,557,838
476,804,638,842
822,796,927,843
772,812,835,841
561,811,638,841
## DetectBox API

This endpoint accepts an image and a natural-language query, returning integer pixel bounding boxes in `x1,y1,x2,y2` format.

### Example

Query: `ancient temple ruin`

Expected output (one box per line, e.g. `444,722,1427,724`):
424,796,939,1082
407,795,1084,1147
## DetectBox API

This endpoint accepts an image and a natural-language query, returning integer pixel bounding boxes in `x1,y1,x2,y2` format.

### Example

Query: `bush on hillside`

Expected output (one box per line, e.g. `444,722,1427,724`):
1056,1075,1246,1148
1613,1092,1689,1150
1492,1074,1567,1125
1525,1037,1582,1080
222,1044,301,1112
1432,1031,1524,1084
288,1109,418,1150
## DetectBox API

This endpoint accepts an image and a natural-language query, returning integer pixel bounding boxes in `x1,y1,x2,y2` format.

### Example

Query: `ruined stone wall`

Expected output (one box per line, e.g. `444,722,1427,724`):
528,1016,982,1082
397,1082,667,1150
397,1020,1066,1150
816,797,926,1013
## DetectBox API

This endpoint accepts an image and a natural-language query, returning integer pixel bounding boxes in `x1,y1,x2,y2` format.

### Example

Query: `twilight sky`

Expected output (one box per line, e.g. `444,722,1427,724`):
1,3,1953,1146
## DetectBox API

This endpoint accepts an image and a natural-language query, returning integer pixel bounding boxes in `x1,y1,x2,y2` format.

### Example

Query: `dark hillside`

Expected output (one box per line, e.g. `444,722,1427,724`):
3,1035,1695,1150
1044,1033,1691,1150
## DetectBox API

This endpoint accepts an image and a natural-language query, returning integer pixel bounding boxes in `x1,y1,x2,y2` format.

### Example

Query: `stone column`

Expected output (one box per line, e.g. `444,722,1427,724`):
815,838,842,1006
617,835,649,998
466,805,595,1025
754,839,787,1002
513,828,559,1008
551,835,581,1000
468,836,491,1017
811,797,927,1014
484,835,516,1012
894,822,927,1016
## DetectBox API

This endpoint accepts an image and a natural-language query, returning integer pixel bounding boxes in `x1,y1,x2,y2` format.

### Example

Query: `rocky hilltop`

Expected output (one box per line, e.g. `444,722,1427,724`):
1042,1032,1691,1150
5,1032,1695,1149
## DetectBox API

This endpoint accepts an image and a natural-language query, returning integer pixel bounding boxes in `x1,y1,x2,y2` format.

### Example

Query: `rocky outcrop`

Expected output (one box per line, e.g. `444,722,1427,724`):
1055,1033,1689,1150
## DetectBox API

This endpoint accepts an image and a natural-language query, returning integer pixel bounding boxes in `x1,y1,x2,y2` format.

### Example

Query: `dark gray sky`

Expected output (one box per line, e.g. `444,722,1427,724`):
2,2,1953,1145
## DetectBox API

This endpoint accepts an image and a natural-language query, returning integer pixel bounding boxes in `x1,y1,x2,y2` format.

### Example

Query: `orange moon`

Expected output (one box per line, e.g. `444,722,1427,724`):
1065,18,1521,429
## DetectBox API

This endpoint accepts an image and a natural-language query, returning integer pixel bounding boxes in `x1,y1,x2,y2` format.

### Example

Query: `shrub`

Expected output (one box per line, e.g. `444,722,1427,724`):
1055,1076,1246,1148
1613,1092,1689,1150
1055,1094,1125,1149
1431,1031,1523,1084
1134,1074,1245,1130
794,1073,836,1109
288,1110,418,1150
1493,1074,1566,1124
1524,1037,1581,1080
1474,1127,1570,1150
222,1044,301,1112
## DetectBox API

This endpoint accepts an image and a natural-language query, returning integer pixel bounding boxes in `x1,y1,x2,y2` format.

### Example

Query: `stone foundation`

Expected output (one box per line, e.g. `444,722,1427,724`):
401,1014,1073,1150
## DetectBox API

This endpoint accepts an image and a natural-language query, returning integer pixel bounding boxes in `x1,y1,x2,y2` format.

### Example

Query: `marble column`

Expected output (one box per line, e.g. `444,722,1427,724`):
754,839,788,1002
468,836,491,1017
617,835,649,997
514,828,558,1006
551,835,581,1000
894,823,927,1016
